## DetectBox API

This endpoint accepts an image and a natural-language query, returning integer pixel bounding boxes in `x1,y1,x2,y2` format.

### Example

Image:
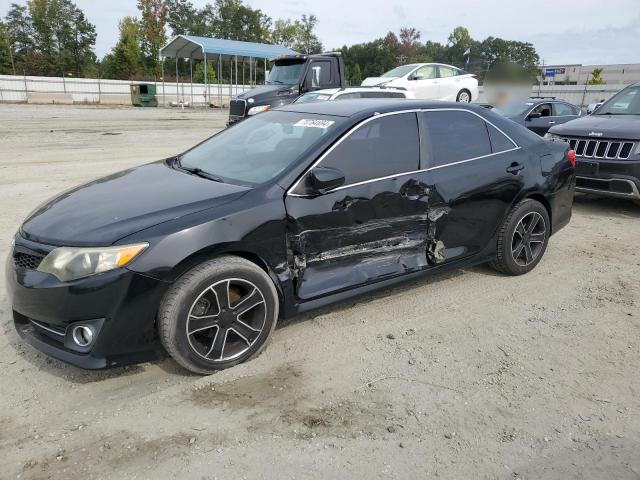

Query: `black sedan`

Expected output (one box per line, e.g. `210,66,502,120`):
495,98,583,136
6,100,576,374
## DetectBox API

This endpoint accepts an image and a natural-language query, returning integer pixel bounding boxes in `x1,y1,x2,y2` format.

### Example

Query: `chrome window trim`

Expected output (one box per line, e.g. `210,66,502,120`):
286,107,520,197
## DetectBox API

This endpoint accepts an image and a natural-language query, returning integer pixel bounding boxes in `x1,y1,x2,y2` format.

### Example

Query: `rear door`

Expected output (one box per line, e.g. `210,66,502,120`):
436,65,459,100
285,112,430,300
552,102,581,126
416,109,526,263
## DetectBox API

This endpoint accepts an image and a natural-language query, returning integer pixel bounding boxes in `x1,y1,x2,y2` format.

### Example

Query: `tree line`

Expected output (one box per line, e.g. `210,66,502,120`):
0,0,540,84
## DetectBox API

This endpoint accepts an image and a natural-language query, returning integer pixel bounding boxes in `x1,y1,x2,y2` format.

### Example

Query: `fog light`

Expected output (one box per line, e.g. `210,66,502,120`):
72,325,94,347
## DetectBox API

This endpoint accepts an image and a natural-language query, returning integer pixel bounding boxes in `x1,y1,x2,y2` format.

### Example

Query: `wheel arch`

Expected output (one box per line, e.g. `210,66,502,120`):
166,245,287,313
523,193,553,233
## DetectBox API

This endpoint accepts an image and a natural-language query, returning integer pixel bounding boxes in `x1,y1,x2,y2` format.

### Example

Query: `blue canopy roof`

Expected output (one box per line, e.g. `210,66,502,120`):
160,35,297,60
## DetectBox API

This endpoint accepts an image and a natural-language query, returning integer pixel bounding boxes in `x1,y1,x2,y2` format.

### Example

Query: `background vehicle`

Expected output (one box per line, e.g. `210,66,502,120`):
294,86,413,103
228,53,345,125
7,100,574,374
546,82,640,203
494,97,583,136
361,63,479,102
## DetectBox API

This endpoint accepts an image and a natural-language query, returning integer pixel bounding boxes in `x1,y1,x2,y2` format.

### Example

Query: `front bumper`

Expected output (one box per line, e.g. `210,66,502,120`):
6,235,170,369
575,158,640,200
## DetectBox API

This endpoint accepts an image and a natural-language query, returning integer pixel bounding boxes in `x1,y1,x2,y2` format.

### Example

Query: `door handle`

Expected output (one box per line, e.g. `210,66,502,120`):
506,162,525,175
548,120,556,124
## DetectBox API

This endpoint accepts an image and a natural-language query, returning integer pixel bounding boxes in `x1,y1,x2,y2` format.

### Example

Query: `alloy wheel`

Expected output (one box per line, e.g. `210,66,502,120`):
510,212,546,267
458,91,471,102
186,278,267,362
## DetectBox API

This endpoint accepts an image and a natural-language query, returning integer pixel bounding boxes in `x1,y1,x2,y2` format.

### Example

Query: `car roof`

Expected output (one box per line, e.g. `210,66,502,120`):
278,99,485,117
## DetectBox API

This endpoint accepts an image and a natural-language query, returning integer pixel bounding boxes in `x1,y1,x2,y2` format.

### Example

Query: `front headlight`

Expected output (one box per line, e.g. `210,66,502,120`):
247,105,270,116
37,243,148,281
544,132,562,142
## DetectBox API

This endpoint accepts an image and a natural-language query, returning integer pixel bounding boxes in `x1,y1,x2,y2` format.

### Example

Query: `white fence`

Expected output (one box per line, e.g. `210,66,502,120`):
0,74,626,108
0,74,252,106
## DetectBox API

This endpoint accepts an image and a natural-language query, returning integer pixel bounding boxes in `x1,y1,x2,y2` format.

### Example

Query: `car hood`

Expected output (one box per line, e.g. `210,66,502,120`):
549,114,640,140
237,84,299,106
20,161,251,247
361,77,398,86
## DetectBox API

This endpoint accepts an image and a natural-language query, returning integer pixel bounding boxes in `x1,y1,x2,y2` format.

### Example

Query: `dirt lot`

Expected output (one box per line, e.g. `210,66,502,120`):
1,104,639,480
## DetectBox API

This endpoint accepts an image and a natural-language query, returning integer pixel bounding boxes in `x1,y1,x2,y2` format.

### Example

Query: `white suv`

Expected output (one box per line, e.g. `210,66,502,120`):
362,63,479,102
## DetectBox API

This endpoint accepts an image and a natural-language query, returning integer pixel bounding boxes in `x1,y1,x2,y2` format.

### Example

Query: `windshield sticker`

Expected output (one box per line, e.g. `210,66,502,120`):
294,119,335,129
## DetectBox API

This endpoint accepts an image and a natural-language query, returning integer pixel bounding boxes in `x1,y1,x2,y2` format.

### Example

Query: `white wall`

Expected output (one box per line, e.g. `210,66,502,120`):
0,74,252,105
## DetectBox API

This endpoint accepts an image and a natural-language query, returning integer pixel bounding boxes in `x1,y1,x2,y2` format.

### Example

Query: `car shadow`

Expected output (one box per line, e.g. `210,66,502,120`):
573,193,640,218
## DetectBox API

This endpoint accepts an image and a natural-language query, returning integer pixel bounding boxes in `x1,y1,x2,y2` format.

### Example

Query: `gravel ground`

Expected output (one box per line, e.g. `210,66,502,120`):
1,104,639,480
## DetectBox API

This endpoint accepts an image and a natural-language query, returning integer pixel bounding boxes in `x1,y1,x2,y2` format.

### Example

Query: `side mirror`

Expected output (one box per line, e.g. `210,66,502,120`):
308,166,345,194
527,112,542,120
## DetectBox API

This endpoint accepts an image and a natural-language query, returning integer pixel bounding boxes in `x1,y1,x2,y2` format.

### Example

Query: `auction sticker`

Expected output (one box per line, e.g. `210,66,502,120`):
294,119,335,129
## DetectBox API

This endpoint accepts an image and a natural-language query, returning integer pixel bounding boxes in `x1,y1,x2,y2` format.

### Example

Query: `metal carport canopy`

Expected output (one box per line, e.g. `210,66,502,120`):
160,35,297,60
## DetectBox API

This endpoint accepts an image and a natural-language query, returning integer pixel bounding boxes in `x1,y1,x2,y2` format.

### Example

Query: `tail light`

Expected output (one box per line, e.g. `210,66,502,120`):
471,74,479,80
567,149,576,167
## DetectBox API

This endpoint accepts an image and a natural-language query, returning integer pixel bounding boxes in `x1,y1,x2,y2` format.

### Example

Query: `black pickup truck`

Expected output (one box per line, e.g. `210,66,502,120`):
546,82,640,204
228,53,346,125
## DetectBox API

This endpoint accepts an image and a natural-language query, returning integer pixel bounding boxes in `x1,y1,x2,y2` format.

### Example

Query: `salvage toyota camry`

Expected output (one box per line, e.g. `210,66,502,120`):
6,100,575,374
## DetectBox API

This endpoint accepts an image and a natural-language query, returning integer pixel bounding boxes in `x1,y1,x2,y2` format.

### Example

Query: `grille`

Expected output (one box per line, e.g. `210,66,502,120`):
229,99,246,117
564,137,636,160
13,252,44,270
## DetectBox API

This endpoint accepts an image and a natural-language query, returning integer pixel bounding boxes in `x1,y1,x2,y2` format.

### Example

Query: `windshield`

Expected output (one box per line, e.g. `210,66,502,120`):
596,86,640,115
266,61,305,85
381,64,419,78
494,101,535,117
294,92,333,104
178,111,341,185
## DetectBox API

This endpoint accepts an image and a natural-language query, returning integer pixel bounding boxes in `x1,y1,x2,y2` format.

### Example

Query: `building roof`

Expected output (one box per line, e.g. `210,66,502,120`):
160,35,297,60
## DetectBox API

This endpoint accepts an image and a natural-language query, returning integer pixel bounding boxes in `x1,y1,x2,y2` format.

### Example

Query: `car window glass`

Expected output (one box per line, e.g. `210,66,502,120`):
554,103,576,116
533,103,552,117
319,113,419,185
359,91,406,98
335,92,361,100
180,111,340,185
420,111,492,167
413,65,436,80
438,66,457,78
308,61,332,88
486,123,515,153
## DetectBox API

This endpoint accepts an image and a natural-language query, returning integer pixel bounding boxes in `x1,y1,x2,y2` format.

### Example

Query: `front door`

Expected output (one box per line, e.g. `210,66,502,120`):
416,109,527,263
408,65,440,99
525,103,554,136
285,112,430,300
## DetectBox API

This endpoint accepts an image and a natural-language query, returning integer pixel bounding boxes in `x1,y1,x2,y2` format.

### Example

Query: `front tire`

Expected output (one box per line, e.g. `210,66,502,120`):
456,89,471,102
490,199,550,275
158,255,279,374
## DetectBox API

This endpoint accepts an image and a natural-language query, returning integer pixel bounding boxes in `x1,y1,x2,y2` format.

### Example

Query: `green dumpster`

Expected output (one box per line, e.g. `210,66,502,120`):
130,84,158,107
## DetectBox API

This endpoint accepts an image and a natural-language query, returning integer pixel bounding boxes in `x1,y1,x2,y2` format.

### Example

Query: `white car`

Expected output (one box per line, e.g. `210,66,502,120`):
293,86,414,104
362,63,479,103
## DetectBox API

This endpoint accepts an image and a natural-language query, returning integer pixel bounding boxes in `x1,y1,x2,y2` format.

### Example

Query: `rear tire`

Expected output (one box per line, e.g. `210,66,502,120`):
157,255,279,374
456,89,471,102
490,199,550,276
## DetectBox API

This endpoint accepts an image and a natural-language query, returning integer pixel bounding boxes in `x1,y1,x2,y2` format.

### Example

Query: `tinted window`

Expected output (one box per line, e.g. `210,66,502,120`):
438,66,457,78
360,91,406,98
413,65,436,80
420,111,492,167
320,113,419,185
553,103,577,116
335,92,361,100
180,111,340,185
487,124,515,153
308,61,332,88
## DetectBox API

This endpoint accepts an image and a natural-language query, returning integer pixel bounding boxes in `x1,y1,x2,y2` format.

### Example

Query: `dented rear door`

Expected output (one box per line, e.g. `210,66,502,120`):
285,112,430,300
418,109,527,263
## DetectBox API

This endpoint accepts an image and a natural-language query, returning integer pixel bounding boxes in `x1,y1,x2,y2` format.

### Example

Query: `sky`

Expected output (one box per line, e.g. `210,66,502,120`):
1,0,639,66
